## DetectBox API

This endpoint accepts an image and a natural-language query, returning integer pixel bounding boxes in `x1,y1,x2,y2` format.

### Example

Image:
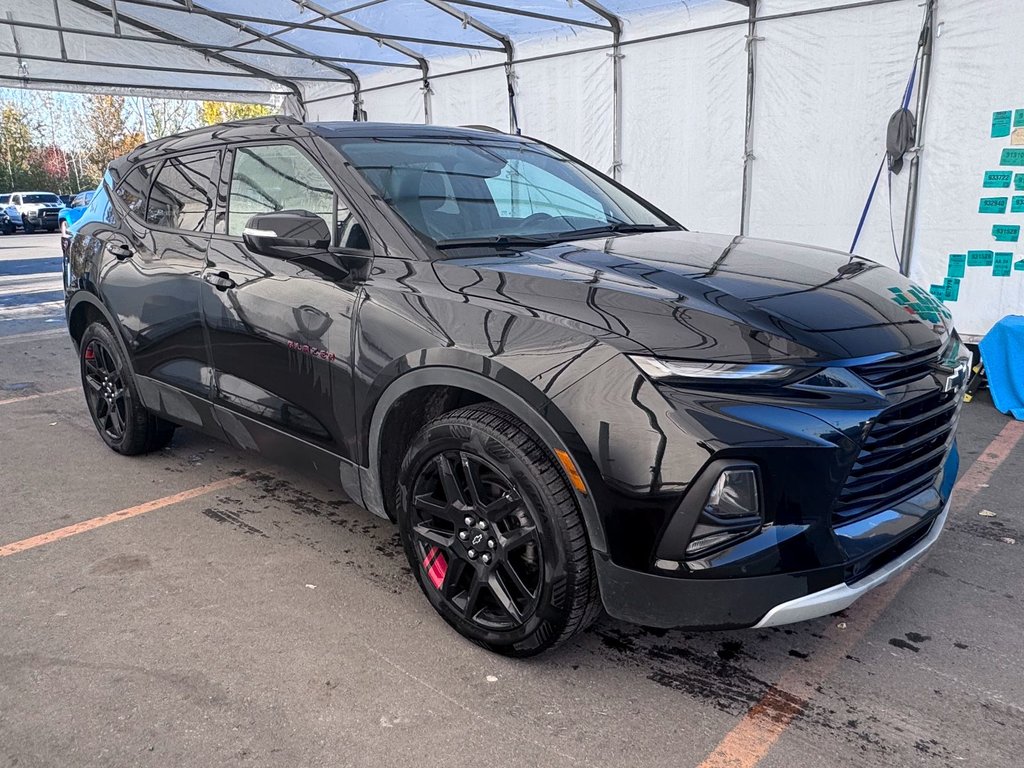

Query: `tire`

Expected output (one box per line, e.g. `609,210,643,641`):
22,219,35,234
396,403,597,657
79,322,175,455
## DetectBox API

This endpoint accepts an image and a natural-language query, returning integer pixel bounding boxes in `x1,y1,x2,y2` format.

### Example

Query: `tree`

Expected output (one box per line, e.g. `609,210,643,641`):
83,95,144,179
29,146,71,188
200,100,273,126
0,103,37,190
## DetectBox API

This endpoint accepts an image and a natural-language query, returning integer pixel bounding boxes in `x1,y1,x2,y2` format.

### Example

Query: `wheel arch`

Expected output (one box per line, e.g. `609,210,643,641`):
66,292,139,381
361,360,608,556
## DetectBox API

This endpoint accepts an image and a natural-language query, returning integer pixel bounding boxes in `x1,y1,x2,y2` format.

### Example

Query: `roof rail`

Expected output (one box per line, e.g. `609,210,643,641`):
460,124,505,133
219,115,302,128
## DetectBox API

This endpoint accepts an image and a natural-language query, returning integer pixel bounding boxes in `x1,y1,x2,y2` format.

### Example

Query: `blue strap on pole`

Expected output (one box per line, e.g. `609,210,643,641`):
849,51,920,253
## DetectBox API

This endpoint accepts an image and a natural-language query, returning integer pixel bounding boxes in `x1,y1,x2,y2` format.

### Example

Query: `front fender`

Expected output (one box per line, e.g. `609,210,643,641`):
361,355,613,556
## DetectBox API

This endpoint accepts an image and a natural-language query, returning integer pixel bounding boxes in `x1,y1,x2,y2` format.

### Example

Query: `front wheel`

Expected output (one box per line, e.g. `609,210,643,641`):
396,403,598,657
22,219,35,234
79,322,175,455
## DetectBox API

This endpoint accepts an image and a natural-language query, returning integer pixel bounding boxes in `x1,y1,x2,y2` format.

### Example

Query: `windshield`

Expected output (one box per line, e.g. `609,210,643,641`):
333,137,676,247
24,194,61,204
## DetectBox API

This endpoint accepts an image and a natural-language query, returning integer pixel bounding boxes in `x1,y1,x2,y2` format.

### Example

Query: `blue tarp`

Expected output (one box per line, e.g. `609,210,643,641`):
979,315,1024,421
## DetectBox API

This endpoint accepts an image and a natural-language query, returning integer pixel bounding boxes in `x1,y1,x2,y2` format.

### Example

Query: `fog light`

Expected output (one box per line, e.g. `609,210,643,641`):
685,530,741,556
704,468,760,520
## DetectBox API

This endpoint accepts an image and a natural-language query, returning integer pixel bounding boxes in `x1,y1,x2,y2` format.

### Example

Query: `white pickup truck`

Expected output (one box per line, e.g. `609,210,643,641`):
1,192,64,233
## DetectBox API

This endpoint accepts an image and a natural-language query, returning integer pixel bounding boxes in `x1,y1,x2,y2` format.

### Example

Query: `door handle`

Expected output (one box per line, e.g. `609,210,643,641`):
107,242,134,260
203,271,236,291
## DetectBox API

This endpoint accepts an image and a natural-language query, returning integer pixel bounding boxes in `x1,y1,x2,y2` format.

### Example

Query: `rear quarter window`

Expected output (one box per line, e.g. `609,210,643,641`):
116,163,158,218
146,152,219,232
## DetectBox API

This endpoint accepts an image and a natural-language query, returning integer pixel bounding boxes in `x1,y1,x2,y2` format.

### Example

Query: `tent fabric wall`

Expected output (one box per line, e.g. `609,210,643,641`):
910,0,1024,341
619,22,746,235
747,1,925,270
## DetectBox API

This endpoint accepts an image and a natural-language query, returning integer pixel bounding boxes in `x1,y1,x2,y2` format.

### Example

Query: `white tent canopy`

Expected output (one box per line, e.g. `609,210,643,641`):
3,0,1023,340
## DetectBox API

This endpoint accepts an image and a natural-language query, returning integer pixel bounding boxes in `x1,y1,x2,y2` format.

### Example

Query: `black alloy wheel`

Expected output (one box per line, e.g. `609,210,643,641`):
410,449,544,631
79,322,175,455
397,403,599,656
82,337,128,441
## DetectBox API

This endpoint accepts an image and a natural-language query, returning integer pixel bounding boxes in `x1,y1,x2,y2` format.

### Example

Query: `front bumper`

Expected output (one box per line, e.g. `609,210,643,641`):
753,498,948,627
594,496,949,629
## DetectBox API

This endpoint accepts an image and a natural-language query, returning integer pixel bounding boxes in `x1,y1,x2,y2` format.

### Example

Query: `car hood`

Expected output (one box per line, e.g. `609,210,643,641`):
432,230,951,364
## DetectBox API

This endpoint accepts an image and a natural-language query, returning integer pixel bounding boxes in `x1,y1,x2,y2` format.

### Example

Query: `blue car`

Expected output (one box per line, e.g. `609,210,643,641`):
58,189,95,237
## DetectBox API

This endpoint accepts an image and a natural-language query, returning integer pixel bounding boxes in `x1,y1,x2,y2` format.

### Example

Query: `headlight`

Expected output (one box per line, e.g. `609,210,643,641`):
629,355,798,382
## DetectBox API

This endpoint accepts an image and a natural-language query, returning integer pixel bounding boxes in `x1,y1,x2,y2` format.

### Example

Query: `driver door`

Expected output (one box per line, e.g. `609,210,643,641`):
201,141,372,471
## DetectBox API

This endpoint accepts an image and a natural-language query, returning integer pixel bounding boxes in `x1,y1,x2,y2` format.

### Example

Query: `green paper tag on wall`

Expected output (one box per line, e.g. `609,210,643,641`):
967,250,994,266
1016,174,1024,191
994,252,1013,276
993,224,1020,241
1013,196,1024,213
943,277,960,301
992,111,1012,137
1001,148,1024,166
980,197,1009,214
947,253,966,277
984,170,1013,188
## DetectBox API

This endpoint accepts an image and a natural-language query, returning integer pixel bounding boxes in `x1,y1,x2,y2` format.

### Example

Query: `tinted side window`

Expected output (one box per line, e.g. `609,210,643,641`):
116,163,157,218
227,144,334,236
147,152,218,232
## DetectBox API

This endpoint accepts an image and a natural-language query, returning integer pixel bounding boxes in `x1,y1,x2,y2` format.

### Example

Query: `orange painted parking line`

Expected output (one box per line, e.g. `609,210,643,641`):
695,418,1024,768
0,387,78,406
0,475,247,558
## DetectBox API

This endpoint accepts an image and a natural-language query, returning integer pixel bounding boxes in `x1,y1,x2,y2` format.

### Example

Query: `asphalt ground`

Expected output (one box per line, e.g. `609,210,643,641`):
1,232,1022,767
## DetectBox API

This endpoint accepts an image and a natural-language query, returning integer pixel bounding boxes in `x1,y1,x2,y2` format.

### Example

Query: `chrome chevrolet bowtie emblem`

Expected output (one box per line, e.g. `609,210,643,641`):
944,361,969,393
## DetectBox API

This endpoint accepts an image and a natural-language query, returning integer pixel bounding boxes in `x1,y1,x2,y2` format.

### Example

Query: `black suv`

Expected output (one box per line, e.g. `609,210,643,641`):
65,117,968,656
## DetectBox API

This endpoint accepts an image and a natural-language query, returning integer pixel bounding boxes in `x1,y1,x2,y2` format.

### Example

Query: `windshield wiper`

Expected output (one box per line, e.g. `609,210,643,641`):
435,223,680,251
551,223,680,238
435,234,562,250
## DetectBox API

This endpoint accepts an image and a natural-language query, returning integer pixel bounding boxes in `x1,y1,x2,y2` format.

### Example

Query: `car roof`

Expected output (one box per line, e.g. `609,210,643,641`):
112,116,527,185
309,121,525,143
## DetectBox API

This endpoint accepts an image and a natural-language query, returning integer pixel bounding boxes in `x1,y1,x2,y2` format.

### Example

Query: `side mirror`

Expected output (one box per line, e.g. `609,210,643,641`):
242,210,331,258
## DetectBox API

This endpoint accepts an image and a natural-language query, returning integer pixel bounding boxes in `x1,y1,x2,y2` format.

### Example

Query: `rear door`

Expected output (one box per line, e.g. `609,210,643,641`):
99,153,217,400
201,140,372,468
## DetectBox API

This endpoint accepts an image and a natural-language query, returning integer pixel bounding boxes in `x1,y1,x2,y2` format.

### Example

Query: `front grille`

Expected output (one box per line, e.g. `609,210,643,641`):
833,353,961,524
850,345,941,389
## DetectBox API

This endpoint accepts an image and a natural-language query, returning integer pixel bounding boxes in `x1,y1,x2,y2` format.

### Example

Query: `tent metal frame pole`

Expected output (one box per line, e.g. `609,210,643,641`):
166,0,361,113
421,0,518,133
5,12,27,81
899,0,936,277
0,16,415,68
289,0,432,123
119,0,504,52
578,2,623,180
60,0,309,112
739,0,760,235
51,0,69,60
0,50,351,83
0,74,290,97
437,0,612,32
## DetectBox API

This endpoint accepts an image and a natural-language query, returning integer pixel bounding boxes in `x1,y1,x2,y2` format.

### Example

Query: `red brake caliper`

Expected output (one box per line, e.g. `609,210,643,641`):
84,345,95,361
423,546,448,589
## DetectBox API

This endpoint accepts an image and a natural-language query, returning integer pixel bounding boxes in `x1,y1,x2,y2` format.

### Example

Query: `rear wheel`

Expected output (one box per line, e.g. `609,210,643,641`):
396,403,597,657
79,322,175,455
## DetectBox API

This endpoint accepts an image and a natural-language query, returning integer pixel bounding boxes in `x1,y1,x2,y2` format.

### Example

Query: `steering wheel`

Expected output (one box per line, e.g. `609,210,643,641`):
513,212,554,232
